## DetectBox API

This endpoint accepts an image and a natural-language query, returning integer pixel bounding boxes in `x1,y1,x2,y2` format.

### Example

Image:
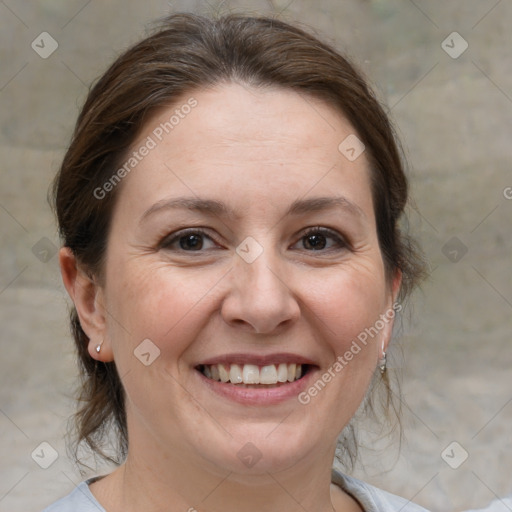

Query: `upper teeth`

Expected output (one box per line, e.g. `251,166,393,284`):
201,363,303,385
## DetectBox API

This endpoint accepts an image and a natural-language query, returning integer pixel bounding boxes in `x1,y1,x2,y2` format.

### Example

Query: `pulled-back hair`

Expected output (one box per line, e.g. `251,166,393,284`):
51,12,426,469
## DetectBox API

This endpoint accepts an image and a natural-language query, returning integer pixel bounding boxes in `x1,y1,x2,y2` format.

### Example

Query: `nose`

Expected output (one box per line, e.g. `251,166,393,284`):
221,248,300,334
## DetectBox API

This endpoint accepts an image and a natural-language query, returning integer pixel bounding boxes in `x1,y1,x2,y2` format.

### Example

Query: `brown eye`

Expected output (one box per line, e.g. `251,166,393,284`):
161,228,218,252
303,233,327,250
295,227,348,252
178,233,204,250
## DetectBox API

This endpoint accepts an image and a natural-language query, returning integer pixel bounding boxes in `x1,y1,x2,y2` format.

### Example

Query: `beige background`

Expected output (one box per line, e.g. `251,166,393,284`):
0,1,511,511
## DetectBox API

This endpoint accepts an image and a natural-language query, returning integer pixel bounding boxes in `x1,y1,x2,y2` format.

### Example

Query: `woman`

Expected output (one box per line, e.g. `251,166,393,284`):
44,13,429,511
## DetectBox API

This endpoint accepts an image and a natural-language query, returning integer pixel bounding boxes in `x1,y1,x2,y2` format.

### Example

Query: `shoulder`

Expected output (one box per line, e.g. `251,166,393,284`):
332,468,431,512
465,497,512,512
41,481,105,512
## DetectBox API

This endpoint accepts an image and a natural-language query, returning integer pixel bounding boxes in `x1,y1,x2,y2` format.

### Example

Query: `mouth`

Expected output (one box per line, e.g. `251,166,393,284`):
195,362,312,388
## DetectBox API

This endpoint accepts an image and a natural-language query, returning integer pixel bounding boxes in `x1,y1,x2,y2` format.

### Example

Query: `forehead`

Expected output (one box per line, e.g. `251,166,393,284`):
112,83,374,225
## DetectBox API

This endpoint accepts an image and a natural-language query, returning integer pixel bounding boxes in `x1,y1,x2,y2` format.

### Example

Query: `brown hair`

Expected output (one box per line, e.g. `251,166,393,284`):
51,12,425,469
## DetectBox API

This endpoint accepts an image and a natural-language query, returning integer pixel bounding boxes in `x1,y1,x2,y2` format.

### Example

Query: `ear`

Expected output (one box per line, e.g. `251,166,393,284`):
59,247,114,362
380,269,403,356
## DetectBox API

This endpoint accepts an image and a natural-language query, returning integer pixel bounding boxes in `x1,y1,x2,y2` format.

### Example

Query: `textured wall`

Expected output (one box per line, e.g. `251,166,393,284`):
0,1,510,510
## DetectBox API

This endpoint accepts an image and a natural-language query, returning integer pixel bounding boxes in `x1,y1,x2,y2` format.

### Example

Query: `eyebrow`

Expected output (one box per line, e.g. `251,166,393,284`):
140,195,366,223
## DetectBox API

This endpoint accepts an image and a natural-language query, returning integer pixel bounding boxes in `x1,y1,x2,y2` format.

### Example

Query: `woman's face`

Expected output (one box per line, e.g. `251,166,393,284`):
94,83,399,475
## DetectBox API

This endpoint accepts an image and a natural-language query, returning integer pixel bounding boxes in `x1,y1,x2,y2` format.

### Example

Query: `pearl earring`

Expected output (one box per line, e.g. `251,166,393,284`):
95,340,103,354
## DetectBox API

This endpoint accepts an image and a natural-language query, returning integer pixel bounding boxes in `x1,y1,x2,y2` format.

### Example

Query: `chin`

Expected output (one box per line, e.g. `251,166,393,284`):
200,427,319,476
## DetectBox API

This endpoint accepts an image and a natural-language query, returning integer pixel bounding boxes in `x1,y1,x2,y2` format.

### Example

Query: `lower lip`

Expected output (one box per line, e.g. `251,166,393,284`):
195,367,318,406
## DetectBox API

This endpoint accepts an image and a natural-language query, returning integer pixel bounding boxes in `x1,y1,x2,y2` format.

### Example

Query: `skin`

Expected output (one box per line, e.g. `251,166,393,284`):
60,83,401,512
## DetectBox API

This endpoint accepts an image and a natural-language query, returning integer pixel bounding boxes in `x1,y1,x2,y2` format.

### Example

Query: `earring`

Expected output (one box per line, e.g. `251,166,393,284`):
95,340,103,354
378,340,387,374
378,352,387,374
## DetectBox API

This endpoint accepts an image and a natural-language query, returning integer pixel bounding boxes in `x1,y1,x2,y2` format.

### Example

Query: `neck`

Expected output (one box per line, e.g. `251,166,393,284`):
124,462,337,512
91,441,359,512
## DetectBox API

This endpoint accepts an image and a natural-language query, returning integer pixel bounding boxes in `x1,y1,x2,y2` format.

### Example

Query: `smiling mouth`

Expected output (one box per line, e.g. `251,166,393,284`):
196,363,311,387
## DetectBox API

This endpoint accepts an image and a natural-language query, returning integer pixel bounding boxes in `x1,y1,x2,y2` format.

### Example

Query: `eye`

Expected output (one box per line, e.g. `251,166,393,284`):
159,226,348,254
160,228,219,252
292,227,348,252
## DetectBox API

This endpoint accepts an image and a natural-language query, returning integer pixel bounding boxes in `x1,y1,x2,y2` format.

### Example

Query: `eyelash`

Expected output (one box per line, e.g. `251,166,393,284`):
160,226,349,254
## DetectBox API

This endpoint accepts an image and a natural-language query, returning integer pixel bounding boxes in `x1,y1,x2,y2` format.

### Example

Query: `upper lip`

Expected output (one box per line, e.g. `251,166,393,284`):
196,353,318,367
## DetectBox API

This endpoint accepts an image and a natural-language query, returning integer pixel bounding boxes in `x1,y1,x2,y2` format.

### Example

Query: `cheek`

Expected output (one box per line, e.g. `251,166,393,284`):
104,260,227,362
102,263,225,417
301,263,389,404
306,264,388,347
292,265,389,430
